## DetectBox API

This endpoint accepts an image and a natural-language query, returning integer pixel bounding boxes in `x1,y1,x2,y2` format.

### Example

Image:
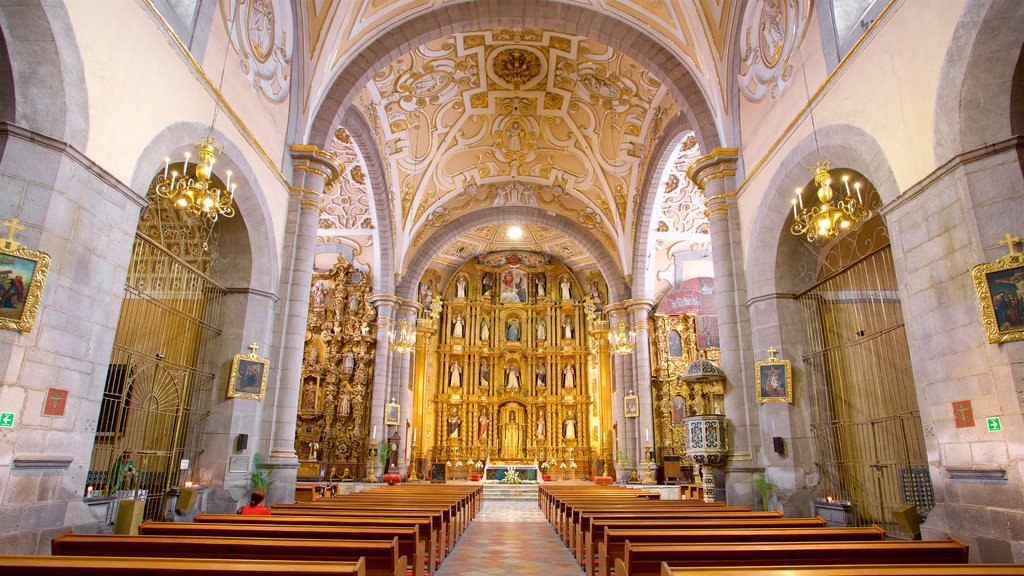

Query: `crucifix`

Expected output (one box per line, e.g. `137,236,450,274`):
767,346,777,359
2,217,25,248
955,404,969,422
999,232,1020,255
248,342,259,356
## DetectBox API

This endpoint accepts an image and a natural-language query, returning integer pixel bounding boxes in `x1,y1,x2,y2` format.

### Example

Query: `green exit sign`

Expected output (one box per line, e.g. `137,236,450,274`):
987,417,1003,432
0,412,14,428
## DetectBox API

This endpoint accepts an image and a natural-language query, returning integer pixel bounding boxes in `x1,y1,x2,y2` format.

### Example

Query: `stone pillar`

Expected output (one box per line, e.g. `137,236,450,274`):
368,294,400,478
0,123,147,553
606,303,635,480
391,299,420,476
263,145,340,501
627,299,656,481
687,149,758,504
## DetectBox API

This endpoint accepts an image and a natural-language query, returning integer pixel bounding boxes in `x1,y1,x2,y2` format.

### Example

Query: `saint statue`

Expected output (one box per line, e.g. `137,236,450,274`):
452,313,465,338
482,274,493,297
563,364,576,388
480,363,490,387
536,413,546,438
506,365,521,390
419,279,434,306
450,362,463,388
536,364,547,387
479,414,490,438
302,381,316,411
537,275,546,298
455,276,468,299
536,319,546,340
480,318,490,341
309,441,320,460
341,350,355,374
505,317,521,341
589,280,604,309
563,412,577,440
560,275,572,300
448,412,461,438
501,411,523,458
338,390,352,418
348,293,360,313
562,318,574,339
312,281,328,308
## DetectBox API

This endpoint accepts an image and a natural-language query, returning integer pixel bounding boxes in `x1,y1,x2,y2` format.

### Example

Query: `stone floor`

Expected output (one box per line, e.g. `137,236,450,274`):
435,500,585,576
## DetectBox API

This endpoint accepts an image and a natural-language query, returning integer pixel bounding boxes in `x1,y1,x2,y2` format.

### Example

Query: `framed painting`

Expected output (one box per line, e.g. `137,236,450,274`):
624,390,639,418
0,233,51,333
755,357,792,404
972,237,1024,344
384,398,400,426
227,349,269,400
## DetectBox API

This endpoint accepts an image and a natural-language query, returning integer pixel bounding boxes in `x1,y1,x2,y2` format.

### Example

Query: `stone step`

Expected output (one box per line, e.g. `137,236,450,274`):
482,484,540,500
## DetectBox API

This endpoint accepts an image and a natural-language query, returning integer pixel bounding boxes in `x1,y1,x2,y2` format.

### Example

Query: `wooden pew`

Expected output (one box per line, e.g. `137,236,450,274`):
583,517,827,576
616,539,969,576
51,533,404,576
597,526,886,576
0,555,365,576
660,564,1024,576
565,503,751,552
140,520,422,576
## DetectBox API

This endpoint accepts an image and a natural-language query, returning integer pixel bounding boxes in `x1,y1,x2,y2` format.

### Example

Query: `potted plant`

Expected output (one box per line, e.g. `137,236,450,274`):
753,472,775,511
616,449,631,483
250,452,273,495
379,442,399,484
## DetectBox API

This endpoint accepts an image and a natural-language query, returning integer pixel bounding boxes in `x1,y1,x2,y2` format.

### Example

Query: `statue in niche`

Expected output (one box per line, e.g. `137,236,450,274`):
562,318,574,339
341,350,355,373
560,275,572,300
448,411,461,438
506,365,521,390
452,313,465,338
536,319,546,340
588,280,604,309
348,293,360,313
505,120,525,152
668,331,683,357
450,362,463,388
501,411,524,458
480,363,490,387
482,274,493,297
536,364,546,387
536,275,546,298
384,431,399,474
563,364,576,388
312,281,328,308
536,412,546,438
563,411,577,440
338,390,352,418
505,317,521,341
302,381,316,411
456,276,468,299
480,318,490,341
419,279,434,306
478,413,490,438
309,441,320,460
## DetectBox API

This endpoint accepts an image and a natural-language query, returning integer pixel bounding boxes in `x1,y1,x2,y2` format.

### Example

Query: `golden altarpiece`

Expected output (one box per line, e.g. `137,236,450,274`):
294,257,377,480
649,313,723,474
412,251,611,479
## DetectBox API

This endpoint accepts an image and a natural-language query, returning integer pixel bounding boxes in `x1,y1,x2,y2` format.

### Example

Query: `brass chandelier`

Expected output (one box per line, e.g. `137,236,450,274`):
389,320,417,354
790,160,870,244
608,323,636,355
155,137,237,224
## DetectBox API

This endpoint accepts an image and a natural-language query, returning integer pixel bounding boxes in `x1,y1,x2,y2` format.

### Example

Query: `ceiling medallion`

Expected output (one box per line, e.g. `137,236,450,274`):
492,48,542,89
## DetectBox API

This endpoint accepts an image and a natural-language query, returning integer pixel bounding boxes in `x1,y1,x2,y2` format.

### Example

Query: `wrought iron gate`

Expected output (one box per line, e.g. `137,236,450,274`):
798,245,931,536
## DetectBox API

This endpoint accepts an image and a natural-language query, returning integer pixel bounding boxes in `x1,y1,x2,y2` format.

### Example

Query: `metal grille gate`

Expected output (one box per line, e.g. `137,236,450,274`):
87,233,224,520
798,245,929,537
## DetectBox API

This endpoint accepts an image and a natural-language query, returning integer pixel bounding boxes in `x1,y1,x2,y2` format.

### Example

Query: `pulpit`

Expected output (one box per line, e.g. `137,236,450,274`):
683,414,728,502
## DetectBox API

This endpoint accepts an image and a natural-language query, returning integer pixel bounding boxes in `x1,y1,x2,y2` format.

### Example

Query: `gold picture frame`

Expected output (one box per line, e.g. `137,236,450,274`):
972,234,1024,344
227,346,269,400
0,225,51,333
756,353,792,404
384,397,401,426
624,390,639,418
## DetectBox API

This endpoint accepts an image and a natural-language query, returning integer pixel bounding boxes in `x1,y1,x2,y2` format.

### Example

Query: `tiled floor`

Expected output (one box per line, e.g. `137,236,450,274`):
435,500,585,575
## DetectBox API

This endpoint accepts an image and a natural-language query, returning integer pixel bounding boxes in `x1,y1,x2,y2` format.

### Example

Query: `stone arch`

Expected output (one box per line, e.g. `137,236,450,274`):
340,108,395,295
396,206,629,302
933,0,1024,162
130,122,279,294
306,0,721,154
0,1,88,147
631,114,693,299
746,124,899,298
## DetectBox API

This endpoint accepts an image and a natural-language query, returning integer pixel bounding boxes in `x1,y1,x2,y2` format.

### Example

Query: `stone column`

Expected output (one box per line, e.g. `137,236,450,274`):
605,303,633,480
687,148,757,504
368,294,400,478
627,299,656,482
263,145,340,500
391,298,420,476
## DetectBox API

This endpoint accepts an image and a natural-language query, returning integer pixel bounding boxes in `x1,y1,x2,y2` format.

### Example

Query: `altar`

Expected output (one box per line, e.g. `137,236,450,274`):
484,464,539,482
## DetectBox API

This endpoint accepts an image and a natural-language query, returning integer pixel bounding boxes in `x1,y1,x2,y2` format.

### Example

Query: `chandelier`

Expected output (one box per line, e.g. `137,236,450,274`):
155,137,237,224
790,161,871,243
608,323,636,355
389,320,417,354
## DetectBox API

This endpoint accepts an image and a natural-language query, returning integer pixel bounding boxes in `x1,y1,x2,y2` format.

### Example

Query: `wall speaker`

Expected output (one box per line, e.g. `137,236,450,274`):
772,436,785,456
235,433,248,452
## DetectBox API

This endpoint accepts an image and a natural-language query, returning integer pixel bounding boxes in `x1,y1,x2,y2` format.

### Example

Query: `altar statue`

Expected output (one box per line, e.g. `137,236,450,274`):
563,412,577,439
341,350,355,373
452,313,465,338
537,275,546,298
480,318,490,341
536,364,546,387
482,274,493,297
562,318,574,339
505,317,521,341
536,319,546,340
312,281,328,308
506,365,521,390
536,412,546,438
455,275,468,299
480,363,490,387
563,364,576,388
479,413,489,438
338,390,351,418
450,362,463,388
501,411,523,458
560,275,572,300
448,412,461,438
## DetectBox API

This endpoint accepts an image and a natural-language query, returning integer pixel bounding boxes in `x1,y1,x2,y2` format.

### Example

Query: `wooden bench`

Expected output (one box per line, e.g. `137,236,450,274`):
598,526,886,576
660,564,1024,576
566,503,751,552
51,533,403,576
617,539,969,576
0,555,365,576
140,520,422,575
582,517,827,576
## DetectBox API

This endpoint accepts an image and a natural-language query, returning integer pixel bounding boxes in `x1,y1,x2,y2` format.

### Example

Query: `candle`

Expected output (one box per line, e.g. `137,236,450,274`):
791,198,798,218
373,425,377,439
795,188,803,209
183,152,190,175
413,429,417,442
843,175,851,197
163,158,169,179
645,427,649,442
86,485,93,498
855,182,863,204
226,170,232,189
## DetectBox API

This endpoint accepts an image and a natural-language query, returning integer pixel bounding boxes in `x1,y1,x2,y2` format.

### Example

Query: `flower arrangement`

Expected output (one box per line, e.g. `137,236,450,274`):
569,460,578,469
540,461,550,471
475,461,484,470
501,465,521,485
559,461,567,469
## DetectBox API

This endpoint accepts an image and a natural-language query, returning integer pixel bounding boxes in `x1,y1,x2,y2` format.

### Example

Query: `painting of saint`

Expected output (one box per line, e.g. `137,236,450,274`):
668,330,683,357
671,395,686,424
988,268,1024,331
500,269,528,303
760,366,786,399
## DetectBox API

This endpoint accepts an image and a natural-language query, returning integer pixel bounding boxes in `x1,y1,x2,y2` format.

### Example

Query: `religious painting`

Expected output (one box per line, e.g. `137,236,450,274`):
755,357,792,404
0,236,51,333
624,390,639,418
500,269,528,303
671,395,687,424
227,350,270,400
972,240,1024,344
668,330,683,357
697,315,720,349
656,276,716,316
384,398,400,425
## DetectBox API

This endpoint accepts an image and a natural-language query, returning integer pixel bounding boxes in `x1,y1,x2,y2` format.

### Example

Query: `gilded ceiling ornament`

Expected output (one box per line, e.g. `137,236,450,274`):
490,47,544,89
580,73,622,100
492,182,539,208
223,0,292,103
738,0,811,101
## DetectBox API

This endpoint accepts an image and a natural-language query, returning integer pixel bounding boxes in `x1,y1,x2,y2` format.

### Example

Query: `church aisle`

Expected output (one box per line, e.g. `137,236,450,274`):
434,500,585,576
